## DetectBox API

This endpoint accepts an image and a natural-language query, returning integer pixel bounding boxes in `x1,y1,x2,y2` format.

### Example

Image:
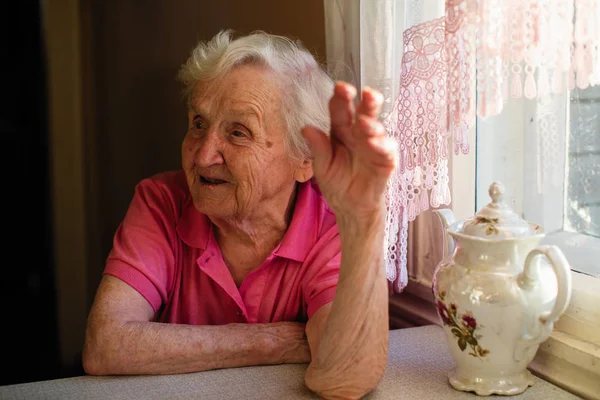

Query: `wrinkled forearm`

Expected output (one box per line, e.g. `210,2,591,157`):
306,209,389,399
83,320,309,375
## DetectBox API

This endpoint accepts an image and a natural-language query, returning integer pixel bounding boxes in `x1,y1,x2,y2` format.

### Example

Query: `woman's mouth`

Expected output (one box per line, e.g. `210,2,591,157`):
200,176,228,185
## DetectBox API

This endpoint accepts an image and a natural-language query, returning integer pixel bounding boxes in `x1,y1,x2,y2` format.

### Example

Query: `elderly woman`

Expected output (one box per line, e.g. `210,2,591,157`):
82,30,397,399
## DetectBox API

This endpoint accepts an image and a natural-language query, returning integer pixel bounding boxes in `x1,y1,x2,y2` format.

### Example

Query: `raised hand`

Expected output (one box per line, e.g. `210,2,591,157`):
302,82,398,218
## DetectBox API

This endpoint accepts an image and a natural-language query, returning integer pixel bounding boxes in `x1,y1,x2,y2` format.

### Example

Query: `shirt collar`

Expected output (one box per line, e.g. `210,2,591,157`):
273,180,321,262
176,180,323,262
176,196,212,250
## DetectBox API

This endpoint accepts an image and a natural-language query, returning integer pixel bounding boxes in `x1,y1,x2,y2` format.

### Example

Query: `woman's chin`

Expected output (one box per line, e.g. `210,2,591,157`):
192,197,234,218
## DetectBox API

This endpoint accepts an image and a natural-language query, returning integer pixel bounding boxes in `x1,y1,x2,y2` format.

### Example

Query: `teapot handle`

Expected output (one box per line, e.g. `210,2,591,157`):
519,245,573,329
433,209,457,258
514,245,572,362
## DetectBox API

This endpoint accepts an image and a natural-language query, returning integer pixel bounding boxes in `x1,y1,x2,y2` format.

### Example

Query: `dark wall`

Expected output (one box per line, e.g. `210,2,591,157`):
1,1,59,385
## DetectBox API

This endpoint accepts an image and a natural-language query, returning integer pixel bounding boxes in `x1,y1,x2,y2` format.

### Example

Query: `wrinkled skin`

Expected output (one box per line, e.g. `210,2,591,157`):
182,65,312,228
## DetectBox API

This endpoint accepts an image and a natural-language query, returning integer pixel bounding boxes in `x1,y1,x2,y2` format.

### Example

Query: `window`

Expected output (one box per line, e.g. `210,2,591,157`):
567,86,600,240
475,87,600,279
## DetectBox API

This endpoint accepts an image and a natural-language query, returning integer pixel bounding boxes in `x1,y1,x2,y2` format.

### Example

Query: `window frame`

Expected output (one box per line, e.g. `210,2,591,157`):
476,90,600,279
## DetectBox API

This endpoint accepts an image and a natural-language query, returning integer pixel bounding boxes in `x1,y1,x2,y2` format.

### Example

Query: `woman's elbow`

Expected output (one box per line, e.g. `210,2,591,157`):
82,328,116,376
82,342,105,376
304,354,388,400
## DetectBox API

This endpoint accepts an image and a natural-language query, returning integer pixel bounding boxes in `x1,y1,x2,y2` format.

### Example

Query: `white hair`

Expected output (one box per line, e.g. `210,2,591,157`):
177,30,334,162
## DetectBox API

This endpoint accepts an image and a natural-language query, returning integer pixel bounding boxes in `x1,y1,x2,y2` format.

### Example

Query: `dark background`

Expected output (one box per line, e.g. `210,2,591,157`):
2,1,60,385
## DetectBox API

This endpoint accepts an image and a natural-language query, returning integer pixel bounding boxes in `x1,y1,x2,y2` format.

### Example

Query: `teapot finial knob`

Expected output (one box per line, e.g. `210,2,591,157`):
489,182,505,204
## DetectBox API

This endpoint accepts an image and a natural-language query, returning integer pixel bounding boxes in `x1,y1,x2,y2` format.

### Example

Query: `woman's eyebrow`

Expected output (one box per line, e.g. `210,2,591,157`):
229,109,261,123
227,109,264,132
189,105,206,117
189,105,258,119
189,105,263,132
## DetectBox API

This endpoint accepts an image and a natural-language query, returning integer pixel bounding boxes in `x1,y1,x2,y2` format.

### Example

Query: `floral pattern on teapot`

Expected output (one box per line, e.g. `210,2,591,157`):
474,216,500,235
435,291,490,359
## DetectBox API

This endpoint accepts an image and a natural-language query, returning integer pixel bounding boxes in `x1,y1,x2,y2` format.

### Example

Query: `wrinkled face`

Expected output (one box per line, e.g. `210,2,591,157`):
182,65,311,220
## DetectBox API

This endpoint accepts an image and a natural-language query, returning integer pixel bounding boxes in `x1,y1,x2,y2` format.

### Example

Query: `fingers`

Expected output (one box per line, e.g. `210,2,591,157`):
360,136,398,170
366,136,399,169
354,115,386,139
329,83,384,129
329,82,357,142
356,86,384,119
331,83,385,143
327,82,394,169
352,112,396,170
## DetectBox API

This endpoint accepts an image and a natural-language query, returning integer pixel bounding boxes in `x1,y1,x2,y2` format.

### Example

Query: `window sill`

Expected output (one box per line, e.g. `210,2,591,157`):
390,276,600,399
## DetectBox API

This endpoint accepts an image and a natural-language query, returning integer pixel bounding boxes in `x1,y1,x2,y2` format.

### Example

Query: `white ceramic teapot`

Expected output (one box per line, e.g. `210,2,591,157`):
432,182,572,396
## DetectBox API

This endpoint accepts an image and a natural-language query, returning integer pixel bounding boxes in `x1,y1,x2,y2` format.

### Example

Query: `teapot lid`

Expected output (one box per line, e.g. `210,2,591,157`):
458,182,539,239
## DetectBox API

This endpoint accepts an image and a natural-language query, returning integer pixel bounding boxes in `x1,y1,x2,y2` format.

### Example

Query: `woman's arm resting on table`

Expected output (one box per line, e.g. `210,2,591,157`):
305,213,388,400
82,275,310,375
302,82,394,399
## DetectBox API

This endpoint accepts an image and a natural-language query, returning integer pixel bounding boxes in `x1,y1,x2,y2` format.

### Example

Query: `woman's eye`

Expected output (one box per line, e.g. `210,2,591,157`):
231,130,246,138
194,121,205,130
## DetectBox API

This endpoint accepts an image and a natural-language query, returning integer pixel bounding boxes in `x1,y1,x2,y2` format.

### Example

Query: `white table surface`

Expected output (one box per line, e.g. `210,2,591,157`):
0,325,580,400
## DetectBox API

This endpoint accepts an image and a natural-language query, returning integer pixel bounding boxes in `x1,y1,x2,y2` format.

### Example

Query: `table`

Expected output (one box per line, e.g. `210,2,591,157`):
0,325,580,399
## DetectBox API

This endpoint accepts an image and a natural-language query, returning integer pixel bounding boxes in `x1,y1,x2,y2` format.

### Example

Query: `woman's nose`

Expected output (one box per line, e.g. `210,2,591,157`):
195,130,225,167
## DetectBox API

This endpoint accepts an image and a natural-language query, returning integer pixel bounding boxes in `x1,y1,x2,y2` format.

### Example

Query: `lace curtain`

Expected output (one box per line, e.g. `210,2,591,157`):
324,0,600,293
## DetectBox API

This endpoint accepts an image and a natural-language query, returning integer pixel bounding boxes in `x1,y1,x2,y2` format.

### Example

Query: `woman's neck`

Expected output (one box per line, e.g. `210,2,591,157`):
208,184,299,284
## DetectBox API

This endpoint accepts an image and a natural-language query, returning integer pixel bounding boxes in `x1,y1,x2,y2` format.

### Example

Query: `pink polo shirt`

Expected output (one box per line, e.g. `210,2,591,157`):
103,170,341,325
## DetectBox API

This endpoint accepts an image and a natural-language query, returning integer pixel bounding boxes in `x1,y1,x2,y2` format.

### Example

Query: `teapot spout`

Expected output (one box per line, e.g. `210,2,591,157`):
433,209,457,258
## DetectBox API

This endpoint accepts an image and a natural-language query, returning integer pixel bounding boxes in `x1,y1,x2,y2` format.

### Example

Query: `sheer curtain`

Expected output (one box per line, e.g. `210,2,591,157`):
325,0,449,292
324,0,600,293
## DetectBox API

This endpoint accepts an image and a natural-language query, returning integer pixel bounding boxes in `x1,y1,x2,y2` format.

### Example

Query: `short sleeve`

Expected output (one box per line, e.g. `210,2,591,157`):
302,227,341,318
103,179,179,312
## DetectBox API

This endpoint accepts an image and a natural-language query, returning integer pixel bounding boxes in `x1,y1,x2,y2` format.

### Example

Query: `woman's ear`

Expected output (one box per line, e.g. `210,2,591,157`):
293,158,314,183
